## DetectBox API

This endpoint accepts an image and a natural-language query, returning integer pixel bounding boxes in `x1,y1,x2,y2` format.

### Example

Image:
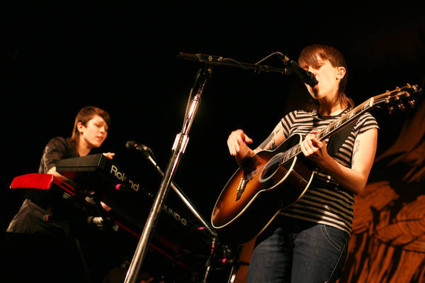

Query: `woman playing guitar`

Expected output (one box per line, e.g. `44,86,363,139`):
226,44,379,283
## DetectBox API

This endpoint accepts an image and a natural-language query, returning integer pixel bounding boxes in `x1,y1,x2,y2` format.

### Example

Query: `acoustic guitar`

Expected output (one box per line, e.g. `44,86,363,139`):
211,84,421,244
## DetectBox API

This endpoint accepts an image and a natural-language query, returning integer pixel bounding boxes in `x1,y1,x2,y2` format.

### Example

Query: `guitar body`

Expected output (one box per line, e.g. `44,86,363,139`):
211,134,316,244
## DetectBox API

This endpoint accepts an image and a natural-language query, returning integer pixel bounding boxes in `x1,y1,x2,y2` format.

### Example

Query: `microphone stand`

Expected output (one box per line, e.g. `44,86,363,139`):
142,149,217,237
124,65,213,283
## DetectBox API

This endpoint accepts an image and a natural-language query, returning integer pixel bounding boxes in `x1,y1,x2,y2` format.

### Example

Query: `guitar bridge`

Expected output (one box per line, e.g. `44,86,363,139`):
236,177,247,201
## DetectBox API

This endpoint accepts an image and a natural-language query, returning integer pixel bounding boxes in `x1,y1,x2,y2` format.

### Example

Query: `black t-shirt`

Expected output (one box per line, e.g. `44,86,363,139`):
38,137,79,174
26,137,79,209
7,137,78,234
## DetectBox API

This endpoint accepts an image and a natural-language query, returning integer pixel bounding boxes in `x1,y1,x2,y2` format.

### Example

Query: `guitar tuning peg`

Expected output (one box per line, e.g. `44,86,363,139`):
397,102,406,112
388,105,395,115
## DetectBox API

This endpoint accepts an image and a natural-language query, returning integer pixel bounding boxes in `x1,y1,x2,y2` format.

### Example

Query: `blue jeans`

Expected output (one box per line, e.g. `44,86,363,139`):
247,216,349,283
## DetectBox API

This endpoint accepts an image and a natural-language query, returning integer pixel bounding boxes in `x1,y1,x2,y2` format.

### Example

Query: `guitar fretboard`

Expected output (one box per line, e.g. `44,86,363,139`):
316,98,373,141
282,98,373,163
282,84,418,163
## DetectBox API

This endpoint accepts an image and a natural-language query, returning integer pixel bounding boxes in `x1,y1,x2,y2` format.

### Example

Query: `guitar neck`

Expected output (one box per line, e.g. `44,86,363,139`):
316,98,374,142
282,83,420,162
287,99,374,160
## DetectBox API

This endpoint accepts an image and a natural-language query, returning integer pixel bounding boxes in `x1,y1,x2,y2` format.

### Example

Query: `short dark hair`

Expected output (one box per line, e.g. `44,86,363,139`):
70,106,111,144
298,44,354,108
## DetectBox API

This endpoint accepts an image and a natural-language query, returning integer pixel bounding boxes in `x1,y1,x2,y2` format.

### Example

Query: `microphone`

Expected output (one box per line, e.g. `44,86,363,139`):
281,54,318,87
126,140,154,157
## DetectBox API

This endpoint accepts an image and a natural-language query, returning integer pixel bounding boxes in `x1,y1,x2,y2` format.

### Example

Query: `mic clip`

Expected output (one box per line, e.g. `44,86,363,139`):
126,140,154,158
279,53,318,87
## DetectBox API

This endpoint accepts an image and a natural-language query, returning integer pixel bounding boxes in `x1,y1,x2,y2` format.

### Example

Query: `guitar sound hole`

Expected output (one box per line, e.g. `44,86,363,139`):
259,158,280,183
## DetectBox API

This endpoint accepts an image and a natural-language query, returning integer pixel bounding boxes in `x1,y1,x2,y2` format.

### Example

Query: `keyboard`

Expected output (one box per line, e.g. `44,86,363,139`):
56,153,141,193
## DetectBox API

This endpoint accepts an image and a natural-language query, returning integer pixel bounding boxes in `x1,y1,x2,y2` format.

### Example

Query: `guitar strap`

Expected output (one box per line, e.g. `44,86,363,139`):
326,117,359,158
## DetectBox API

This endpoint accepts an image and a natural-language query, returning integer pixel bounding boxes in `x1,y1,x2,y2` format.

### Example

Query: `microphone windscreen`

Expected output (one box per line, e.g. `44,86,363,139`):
125,140,137,149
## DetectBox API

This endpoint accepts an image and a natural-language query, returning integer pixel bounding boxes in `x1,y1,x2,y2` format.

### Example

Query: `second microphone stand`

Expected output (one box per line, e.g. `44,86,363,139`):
142,148,217,237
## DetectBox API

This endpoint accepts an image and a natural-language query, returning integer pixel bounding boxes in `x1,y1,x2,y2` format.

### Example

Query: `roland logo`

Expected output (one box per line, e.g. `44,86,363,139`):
110,165,140,192
128,180,140,192
110,165,127,182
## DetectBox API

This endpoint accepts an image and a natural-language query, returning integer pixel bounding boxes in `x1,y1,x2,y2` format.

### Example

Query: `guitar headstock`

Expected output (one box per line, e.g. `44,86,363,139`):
374,83,423,114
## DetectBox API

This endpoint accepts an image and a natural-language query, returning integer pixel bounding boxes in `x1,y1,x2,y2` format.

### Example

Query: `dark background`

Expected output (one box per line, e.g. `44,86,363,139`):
1,0,424,256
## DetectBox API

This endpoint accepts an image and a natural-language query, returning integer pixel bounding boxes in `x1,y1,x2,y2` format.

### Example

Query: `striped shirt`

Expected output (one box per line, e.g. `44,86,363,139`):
261,109,379,234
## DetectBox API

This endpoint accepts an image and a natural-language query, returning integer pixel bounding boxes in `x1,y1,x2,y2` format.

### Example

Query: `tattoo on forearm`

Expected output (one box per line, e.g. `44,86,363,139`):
258,124,284,151
258,133,275,150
